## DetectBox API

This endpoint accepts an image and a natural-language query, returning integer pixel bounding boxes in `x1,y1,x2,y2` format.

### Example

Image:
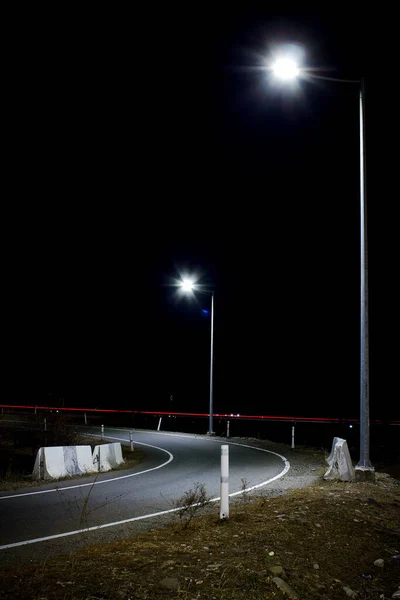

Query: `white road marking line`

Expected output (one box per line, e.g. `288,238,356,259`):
0,435,290,551
99,427,204,439
0,437,173,500
100,428,292,485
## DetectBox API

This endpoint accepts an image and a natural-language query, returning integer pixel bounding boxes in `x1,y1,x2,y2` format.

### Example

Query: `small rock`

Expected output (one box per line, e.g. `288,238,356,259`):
160,577,179,590
374,559,384,568
206,564,222,571
368,497,379,505
270,565,284,576
313,563,320,570
272,576,299,598
268,551,275,556
343,586,357,597
290,517,308,525
161,560,176,569
294,518,308,525
315,523,322,528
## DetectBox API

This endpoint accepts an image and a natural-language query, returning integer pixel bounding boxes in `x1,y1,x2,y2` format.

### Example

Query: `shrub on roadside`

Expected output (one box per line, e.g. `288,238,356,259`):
173,482,210,528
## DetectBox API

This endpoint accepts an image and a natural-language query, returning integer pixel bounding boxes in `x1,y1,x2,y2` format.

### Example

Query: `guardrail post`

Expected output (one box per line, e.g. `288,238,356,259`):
220,445,229,519
129,431,134,451
44,418,47,432
227,420,230,438
84,412,87,426
101,424,104,440
291,423,295,449
157,417,162,431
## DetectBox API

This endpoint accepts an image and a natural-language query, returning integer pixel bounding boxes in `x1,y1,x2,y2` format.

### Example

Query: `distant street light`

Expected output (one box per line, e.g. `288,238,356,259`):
179,278,215,435
268,53,374,480
272,57,299,80
180,278,195,293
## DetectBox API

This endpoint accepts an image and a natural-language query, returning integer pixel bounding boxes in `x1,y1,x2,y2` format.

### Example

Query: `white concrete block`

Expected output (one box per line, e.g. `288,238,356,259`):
92,442,124,472
324,437,355,481
32,445,96,480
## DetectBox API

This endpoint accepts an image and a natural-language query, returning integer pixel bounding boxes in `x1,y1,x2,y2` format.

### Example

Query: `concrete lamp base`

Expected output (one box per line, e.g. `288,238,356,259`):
355,466,376,482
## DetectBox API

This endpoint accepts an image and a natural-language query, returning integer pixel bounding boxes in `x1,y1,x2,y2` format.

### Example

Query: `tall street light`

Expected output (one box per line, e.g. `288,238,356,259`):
179,278,215,435
271,56,374,481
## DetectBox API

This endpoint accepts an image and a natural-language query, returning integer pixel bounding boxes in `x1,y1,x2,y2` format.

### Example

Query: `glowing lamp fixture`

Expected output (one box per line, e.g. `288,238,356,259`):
272,58,299,80
180,278,195,292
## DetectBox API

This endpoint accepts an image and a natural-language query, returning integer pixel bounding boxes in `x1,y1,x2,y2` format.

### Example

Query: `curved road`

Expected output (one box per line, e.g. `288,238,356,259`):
0,427,289,563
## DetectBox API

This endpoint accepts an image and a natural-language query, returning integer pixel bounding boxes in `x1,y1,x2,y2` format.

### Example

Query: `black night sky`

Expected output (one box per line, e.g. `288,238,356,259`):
3,7,398,419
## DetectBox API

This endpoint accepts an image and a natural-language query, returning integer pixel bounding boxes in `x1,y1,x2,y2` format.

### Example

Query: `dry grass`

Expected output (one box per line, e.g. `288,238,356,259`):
1,474,399,600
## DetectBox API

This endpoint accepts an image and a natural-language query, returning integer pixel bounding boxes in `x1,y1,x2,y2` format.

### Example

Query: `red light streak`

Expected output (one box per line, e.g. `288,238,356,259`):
0,405,399,424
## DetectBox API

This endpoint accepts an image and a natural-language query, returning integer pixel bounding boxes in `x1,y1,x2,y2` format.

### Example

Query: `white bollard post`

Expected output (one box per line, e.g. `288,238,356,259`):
291,425,295,449
44,418,47,432
157,417,162,431
129,431,134,451
227,420,230,438
220,445,229,519
84,412,87,426
101,424,104,440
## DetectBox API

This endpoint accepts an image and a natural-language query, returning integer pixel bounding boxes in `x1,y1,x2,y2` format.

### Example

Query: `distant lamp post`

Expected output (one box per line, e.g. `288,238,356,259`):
269,53,374,480
179,278,215,435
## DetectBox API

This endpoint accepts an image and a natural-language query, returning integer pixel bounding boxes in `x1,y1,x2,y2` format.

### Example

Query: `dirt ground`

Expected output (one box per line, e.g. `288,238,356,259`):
0,472,399,600
1,424,399,599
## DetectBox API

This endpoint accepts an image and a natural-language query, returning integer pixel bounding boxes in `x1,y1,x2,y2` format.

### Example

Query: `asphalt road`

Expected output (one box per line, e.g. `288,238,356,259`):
0,428,289,564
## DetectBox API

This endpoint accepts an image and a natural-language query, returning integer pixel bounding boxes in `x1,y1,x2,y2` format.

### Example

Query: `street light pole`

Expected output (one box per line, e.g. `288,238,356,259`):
271,63,374,479
178,278,215,435
357,77,374,478
209,291,214,435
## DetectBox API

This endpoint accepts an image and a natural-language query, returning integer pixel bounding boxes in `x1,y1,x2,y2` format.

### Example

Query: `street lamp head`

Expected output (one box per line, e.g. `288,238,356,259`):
180,278,196,293
272,57,299,80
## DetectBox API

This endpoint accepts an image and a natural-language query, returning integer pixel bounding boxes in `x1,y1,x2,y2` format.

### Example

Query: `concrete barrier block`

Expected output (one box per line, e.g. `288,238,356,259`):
32,445,96,480
324,437,355,481
92,442,124,472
